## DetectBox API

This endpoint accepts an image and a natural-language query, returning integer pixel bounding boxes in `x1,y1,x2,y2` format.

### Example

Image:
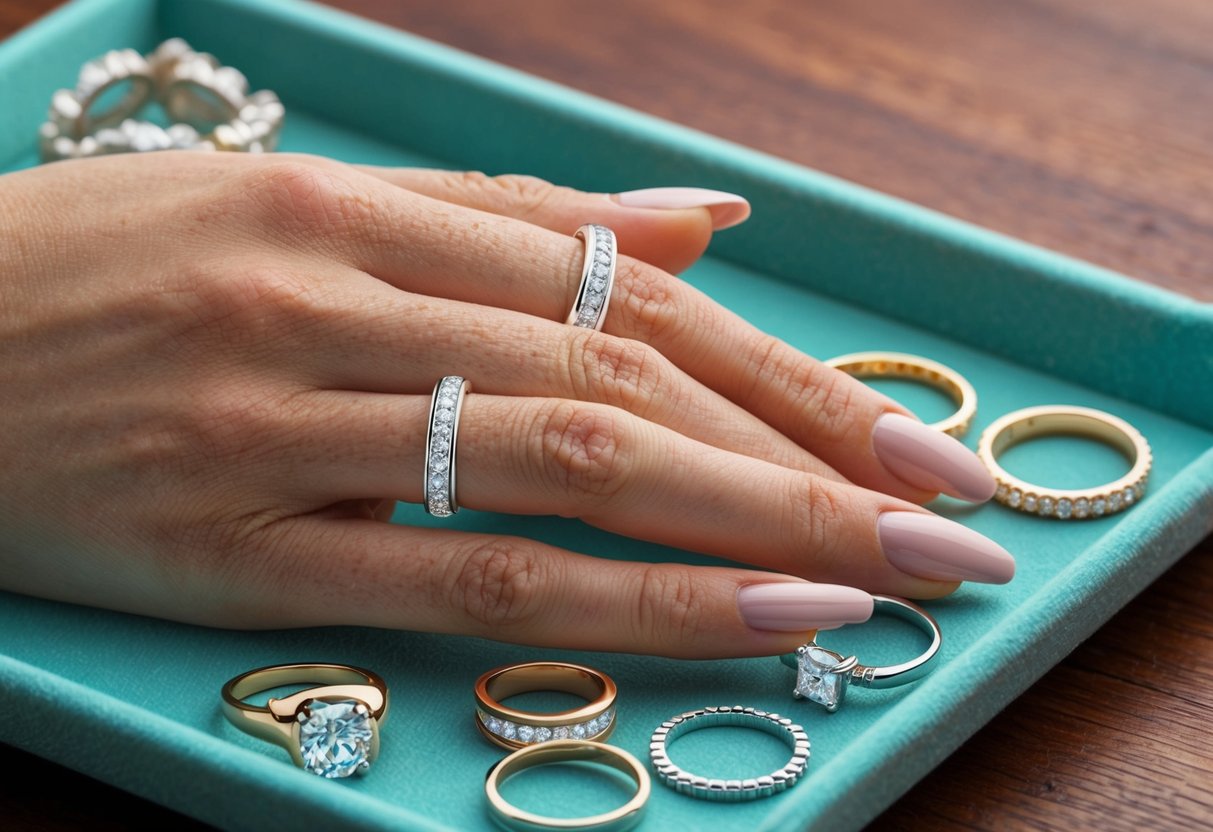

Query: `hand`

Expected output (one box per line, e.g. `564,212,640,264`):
0,151,1012,658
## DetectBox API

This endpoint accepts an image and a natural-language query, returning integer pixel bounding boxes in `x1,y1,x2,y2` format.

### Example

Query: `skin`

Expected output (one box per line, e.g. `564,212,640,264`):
0,151,961,659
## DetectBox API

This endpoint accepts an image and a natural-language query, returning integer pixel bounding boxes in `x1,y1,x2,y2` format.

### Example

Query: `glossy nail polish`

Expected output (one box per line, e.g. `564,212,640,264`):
612,187,751,230
738,582,873,631
879,511,1015,584
873,413,997,502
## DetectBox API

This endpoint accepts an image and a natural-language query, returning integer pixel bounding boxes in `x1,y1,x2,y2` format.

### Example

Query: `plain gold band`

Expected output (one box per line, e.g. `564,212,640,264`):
826,351,977,437
485,740,650,832
474,661,617,750
978,405,1151,519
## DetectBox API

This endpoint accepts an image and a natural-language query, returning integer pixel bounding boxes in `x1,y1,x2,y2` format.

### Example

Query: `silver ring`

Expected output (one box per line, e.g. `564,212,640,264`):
423,376,471,517
649,705,809,802
566,224,617,330
780,595,941,712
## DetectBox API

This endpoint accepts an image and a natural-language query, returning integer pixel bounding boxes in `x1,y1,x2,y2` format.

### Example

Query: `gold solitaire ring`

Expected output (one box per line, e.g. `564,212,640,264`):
221,663,389,778
826,351,977,437
978,405,1151,519
475,661,617,750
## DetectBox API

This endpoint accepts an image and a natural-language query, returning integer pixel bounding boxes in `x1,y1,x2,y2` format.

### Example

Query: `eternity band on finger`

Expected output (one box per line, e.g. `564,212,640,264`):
978,404,1151,519
220,663,389,778
566,224,617,330
825,351,977,437
780,595,941,712
424,376,471,517
475,661,617,750
649,706,810,802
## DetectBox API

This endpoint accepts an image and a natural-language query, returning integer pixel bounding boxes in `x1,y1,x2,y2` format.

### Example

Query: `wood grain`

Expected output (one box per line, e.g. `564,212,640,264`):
2,1,1210,829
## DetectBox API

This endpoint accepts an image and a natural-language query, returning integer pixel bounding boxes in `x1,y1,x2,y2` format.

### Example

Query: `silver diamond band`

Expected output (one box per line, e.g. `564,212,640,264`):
566,224,617,330
779,595,941,712
424,376,471,517
649,706,809,802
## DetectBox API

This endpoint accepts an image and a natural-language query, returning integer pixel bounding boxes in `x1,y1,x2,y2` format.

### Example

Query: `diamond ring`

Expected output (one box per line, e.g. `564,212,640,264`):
978,404,1151,519
826,352,978,438
780,595,941,712
220,663,388,778
566,224,617,330
474,661,617,750
424,375,471,517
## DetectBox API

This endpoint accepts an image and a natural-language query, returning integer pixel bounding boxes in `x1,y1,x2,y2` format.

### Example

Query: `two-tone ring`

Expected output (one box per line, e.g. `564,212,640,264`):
567,224,617,330
780,595,941,712
826,351,977,437
424,375,472,517
474,661,617,749
220,663,388,778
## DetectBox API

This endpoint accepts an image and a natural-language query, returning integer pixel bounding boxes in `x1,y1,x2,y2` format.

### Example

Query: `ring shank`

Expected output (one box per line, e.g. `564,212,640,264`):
826,351,976,437
855,596,942,690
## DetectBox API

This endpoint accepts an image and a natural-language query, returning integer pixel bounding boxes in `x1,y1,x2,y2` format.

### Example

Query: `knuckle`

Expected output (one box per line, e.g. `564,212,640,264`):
574,334,667,416
242,159,373,236
632,566,705,647
788,474,851,571
537,402,631,507
171,260,320,347
749,339,862,446
614,260,681,342
449,539,545,632
467,172,559,220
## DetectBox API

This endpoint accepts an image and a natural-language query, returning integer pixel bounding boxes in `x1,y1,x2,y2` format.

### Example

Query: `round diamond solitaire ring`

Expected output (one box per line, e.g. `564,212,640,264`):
424,375,471,517
474,661,617,751
220,663,389,778
826,351,978,438
979,404,1151,520
779,595,941,713
566,224,617,330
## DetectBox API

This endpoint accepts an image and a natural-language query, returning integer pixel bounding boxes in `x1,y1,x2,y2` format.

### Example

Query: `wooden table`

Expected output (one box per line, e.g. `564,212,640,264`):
3,1,1211,828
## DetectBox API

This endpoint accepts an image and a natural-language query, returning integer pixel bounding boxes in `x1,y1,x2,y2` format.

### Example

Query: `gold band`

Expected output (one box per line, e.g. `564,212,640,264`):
826,351,977,437
485,740,650,832
221,663,389,777
978,405,1151,519
474,661,617,750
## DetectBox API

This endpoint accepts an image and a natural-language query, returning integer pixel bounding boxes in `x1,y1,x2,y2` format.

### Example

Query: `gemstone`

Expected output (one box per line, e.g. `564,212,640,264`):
1008,489,1022,508
437,395,456,408
534,727,552,743
430,443,448,460
435,408,454,424
571,722,587,739
486,717,502,735
1109,491,1123,511
500,721,517,739
1093,497,1107,516
794,644,847,710
996,483,1009,501
297,699,373,779
553,726,570,740
1023,495,1038,513
1123,488,1136,506
1075,498,1090,518
1038,496,1055,516
429,474,447,492
516,725,535,742
1056,498,1073,519
596,252,610,265
593,263,609,278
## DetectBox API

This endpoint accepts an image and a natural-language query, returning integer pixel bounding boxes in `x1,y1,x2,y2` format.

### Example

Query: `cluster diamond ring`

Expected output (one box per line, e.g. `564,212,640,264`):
780,595,941,712
424,375,471,517
566,224,617,330
978,404,1151,519
474,661,617,750
649,705,810,802
221,663,388,779
826,351,978,437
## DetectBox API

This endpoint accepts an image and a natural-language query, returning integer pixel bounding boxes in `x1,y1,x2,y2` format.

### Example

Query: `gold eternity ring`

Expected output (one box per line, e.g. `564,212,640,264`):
825,351,978,437
474,661,617,750
221,663,389,778
978,405,1151,520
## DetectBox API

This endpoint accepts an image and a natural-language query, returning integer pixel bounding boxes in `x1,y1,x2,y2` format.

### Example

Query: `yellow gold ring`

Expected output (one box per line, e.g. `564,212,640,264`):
486,740,650,832
978,405,1151,519
826,351,977,437
474,661,617,750
221,663,388,778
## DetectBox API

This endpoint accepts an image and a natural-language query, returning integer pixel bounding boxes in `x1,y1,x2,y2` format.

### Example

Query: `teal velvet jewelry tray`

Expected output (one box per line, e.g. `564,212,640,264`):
2,0,1212,830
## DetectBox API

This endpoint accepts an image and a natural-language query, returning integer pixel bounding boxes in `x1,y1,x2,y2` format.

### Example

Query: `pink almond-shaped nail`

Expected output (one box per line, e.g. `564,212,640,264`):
611,187,751,230
873,413,997,502
879,511,1015,584
737,582,873,632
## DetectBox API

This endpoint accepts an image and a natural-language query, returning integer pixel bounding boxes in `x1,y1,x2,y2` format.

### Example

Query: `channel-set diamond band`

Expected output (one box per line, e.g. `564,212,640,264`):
486,741,650,832
978,405,1150,520
220,663,389,779
826,351,978,438
566,224,617,330
474,661,617,750
780,595,941,712
649,706,810,801
424,376,471,517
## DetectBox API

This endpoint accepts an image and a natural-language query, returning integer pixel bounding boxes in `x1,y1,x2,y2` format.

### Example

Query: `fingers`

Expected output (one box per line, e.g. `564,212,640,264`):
241,518,870,658
353,166,750,275
284,391,1014,597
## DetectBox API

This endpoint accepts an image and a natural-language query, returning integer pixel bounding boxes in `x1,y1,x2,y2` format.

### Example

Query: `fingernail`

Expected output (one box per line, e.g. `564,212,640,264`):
873,413,997,502
879,512,1015,584
612,187,751,230
738,582,873,632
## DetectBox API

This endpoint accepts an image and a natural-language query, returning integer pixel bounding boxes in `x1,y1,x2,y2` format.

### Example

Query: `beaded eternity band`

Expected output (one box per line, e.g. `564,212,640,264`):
978,405,1151,520
826,351,978,438
40,38,283,162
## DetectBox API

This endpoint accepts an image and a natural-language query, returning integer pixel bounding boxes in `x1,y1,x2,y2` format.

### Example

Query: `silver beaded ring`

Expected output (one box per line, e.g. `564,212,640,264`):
424,376,471,517
648,705,810,802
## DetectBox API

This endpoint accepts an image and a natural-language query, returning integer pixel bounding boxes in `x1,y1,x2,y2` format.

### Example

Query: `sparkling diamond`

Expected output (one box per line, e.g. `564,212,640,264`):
585,291,604,309
794,644,847,710
1123,488,1136,506
500,721,517,739
1109,491,1123,511
585,717,602,735
1056,498,1073,519
571,722,587,738
1038,496,1055,516
1008,489,1022,508
1134,481,1147,498
1093,497,1107,516
1075,498,1090,518
534,727,552,743
430,442,448,460
996,483,1009,501
438,395,457,408
298,699,373,779
593,263,609,278
552,726,570,740
595,252,610,264
435,408,454,424
516,725,535,743
1023,495,1038,513
429,473,447,492
486,717,502,734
